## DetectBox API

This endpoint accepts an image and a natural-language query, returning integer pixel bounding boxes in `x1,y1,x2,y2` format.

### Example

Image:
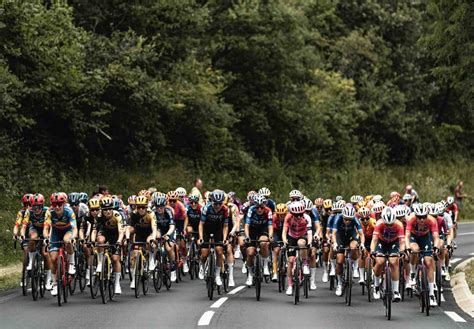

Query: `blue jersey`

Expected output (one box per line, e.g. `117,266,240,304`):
155,207,175,234
332,216,362,236
46,207,77,231
266,199,276,213
327,213,338,230
245,205,272,227
201,204,230,227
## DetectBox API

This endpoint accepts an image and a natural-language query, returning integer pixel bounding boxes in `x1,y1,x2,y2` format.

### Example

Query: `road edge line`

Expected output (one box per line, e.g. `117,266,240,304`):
450,257,474,318
198,310,215,326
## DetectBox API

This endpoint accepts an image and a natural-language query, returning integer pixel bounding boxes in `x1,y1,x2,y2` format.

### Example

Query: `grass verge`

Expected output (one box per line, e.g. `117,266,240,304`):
465,260,474,294
0,271,21,292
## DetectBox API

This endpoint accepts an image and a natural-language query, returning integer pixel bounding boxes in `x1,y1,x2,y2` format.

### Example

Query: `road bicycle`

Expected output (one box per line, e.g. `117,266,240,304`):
203,234,224,301
51,241,74,307
24,238,47,301
275,241,287,293
409,250,431,316
187,232,200,280
131,241,150,298
287,245,310,305
95,243,116,304
341,247,359,306
248,239,271,301
153,237,172,292
375,252,401,321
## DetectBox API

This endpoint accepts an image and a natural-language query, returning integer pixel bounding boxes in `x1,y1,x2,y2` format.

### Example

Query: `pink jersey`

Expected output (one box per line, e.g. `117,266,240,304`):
171,200,187,221
406,215,438,237
284,214,312,239
373,219,404,243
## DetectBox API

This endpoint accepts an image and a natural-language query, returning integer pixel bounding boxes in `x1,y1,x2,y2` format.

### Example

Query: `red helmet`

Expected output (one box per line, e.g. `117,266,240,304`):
22,193,33,206
31,193,45,206
314,198,324,207
50,192,67,205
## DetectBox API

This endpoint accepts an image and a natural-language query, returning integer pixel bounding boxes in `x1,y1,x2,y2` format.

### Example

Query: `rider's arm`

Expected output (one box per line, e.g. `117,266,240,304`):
282,215,289,245
43,210,51,239
150,212,158,240
116,212,125,244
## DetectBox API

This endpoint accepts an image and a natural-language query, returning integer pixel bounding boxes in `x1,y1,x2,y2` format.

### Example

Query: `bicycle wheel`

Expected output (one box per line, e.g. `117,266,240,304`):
304,274,309,299
31,253,39,301
99,256,109,304
142,255,149,296
294,261,300,305
399,259,405,302
436,261,442,306
385,265,392,320
164,254,172,290
21,257,29,296
57,256,63,306
278,252,286,293
90,253,99,299
207,255,215,300
345,260,353,306
134,253,142,298
255,254,261,301
422,266,430,316
39,257,46,298
108,262,115,301
367,260,372,302
78,255,87,292
417,267,425,313
223,264,229,293
153,253,163,293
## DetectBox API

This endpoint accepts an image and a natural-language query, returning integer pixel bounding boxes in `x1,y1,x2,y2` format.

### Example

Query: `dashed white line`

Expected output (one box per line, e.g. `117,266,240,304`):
457,232,474,236
228,285,246,295
450,258,462,264
469,252,474,256
198,311,215,326
211,297,228,308
444,311,467,322
441,293,445,302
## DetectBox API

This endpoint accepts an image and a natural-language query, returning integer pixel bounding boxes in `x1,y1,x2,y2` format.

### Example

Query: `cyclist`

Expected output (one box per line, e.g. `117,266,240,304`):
92,196,125,294
84,198,101,286
126,195,137,219
288,190,303,204
43,192,77,296
433,203,452,281
327,200,344,282
69,192,89,240
320,199,332,282
198,189,229,287
258,187,276,212
370,207,405,302
405,203,440,307
21,193,53,290
357,206,374,285
167,191,189,274
153,194,178,282
244,194,273,287
225,193,240,287
446,196,458,239
176,187,189,206
127,195,157,289
304,199,321,290
331,205,364,297
314,198,324,216
271,203,287,282
14,193,32,281
186,194,202,236
282,201,313,296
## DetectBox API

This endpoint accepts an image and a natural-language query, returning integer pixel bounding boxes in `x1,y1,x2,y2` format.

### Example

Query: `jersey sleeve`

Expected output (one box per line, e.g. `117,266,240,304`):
373,221,382,237
429,217,438,234
311,208,320,223
332,216,341,232
305,214,312,231
21,210,30,226
266,209,272,226
200,205,208,223
149,212,157,231
283,214,291,230
245,206,253,225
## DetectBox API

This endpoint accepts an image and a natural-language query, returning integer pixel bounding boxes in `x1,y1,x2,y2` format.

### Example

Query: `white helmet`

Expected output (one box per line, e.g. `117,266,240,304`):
356,195,364,202
373,195,383,203
372,201,385,214
303,199,313,211
288,201,305,215
258,187,271,197
394,205,407,219
446,196,454,205
342,205,356,219
413,203,428,217
335,195,343,201
289,189,303,200
358,206,370,218
381,207,396,225
175,187,187,198
402,193,412,202
350,195,358,203
435,202,445,215
427,203,437,216
332,200,343,212
253,194,266,206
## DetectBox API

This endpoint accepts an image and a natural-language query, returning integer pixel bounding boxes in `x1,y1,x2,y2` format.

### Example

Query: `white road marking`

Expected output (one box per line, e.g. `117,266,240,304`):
450,258,462,264
441,293,445,302
198,311,215,326
210,297,228,308
444,311,466,322
469,252,474,256
228,285,245,295
457,232,474,236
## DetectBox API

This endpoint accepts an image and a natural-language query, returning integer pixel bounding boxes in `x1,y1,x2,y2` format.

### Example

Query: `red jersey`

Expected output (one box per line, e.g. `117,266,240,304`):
446,203,458,214
373,219,404,243
171,200,187,221
406,214,438,237
272,213,285,231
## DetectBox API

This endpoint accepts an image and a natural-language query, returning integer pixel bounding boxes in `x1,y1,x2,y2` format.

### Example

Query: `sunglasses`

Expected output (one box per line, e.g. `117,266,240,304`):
213,202,223,206
90,209,99,212
190,201,198,205
257,205,265,209
71,203,79,207
137,206,147,210
169,200,177,203
32,205,43,210
102,208,113,212
52,203,64,208
417,215,427,220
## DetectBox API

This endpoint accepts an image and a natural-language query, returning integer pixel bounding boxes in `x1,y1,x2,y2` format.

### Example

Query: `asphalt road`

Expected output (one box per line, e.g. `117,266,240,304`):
1,223,473,329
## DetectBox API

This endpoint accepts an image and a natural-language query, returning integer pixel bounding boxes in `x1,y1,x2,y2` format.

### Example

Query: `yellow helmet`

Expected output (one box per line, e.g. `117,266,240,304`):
323,199,332,209
135,195,148,206
364,195,374,203
100,196,113,209
276,203,288,215
88,198,100,209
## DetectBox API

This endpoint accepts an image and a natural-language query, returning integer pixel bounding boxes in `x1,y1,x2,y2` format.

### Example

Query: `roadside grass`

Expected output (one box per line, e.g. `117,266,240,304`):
465,260,474,294
0,271,21,292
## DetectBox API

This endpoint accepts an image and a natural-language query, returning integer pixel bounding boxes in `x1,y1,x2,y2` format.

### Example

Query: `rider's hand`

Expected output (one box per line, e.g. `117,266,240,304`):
370,251,377,259
244,236,250,244
198,239,203,245
164,234,170,241
44,238,50,245
433,246,439,254
359,244,366,251
332,242,338,251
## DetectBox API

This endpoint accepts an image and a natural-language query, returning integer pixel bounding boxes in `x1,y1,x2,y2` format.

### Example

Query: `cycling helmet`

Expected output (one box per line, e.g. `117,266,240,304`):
342,205,356,219
100,196,113,209
153,195,167,207
138,189,148,196
446,196,454,205
88,198,100,209
288,201,305,215
373,195,383,203
314,198,324,207
167,191,178,201
112,198,121,210
427,203,438,216
135,195,148,206
31,194,45,206
435,202,445,215
176,187,187,199
68,192,80,205
50,192,67,205
356,195,364,202
402,194,412,202
339,200,347,206
188,194,199,203
323,199,332,209
211,189,225,203
372,201,385,214
276,203,288,215
413,203,428,217
358,207,370,218
350,195,358,203
22,193,33,206
335,195,343,201
332,200,343,212
289,189,303,200
253,194,266,206
258,187,271,197
303,199,313,211
128,195,137,205
381,207,396,225
389,191,400,199
394,205,406,219
79,192,89,203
